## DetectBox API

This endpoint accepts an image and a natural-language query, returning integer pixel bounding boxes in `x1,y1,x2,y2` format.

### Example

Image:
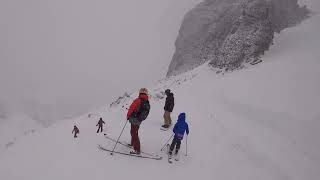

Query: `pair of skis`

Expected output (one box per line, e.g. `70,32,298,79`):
99,134,182,163
98,134,163,160
98,145,162,160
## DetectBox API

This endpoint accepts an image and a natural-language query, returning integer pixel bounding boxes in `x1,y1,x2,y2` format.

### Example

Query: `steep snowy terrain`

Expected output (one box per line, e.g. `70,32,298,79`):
1,0,320,180
1,10,320,179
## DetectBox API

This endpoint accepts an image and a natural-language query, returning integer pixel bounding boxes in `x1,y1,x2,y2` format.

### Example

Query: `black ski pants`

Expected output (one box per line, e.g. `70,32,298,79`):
97,125,103,133
169,137,181,153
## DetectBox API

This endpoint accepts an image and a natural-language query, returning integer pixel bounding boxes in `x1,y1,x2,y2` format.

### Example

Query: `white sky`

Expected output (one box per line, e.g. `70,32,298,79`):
0,0,201,122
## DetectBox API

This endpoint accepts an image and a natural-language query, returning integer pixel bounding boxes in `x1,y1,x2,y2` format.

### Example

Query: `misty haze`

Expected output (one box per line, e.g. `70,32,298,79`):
1,0,320,180
0,0,200,124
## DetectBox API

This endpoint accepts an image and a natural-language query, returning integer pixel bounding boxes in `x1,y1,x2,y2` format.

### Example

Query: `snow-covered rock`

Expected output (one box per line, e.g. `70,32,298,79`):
167,0,309,76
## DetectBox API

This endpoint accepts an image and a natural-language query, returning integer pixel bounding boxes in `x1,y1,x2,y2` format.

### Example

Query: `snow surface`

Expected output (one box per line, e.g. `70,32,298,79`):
0,113,41,150
1,1,320,180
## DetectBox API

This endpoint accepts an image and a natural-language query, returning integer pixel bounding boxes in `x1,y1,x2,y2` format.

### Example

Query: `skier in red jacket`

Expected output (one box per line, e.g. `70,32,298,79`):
96,117,105,133
126,88,150,155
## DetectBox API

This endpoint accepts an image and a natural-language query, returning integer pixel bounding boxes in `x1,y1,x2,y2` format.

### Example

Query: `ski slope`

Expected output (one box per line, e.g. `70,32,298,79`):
1,3,320,180
0,113,41,150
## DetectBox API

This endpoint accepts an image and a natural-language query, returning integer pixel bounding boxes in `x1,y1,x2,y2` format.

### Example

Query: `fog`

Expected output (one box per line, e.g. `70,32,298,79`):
299,0,320,12
0,0,201,124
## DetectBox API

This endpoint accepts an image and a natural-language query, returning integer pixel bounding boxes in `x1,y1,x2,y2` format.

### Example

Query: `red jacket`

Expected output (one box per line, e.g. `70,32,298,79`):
127,93,149,120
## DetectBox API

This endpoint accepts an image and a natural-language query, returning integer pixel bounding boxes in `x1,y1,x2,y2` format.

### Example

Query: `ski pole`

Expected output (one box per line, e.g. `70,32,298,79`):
185,135,188,156
110,120,128,155
160,134,174,151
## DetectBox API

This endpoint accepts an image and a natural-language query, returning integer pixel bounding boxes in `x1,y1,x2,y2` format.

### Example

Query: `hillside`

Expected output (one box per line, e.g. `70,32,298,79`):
1,13,320,179
1,1,320,180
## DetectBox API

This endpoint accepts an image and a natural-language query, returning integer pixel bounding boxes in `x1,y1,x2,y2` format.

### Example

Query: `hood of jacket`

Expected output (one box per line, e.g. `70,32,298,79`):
177,112,186,123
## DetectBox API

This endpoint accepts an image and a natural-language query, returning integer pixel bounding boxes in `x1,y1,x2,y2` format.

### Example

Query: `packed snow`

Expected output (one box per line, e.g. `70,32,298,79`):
1,0,320,180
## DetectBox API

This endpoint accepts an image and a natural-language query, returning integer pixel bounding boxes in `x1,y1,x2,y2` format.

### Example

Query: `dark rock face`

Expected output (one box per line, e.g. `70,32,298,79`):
167,0,309,76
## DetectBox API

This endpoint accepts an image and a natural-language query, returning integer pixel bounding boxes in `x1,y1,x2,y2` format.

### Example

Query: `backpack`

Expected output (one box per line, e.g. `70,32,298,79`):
134,99,150,122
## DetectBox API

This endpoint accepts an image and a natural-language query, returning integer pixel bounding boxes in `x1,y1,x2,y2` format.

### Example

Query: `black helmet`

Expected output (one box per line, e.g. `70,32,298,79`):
165,89,170,94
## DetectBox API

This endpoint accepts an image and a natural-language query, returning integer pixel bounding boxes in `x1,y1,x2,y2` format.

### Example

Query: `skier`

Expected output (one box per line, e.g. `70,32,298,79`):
168,112,189,157
96,117,105,133
162,89,174,129
72,125,80,138
126,88,150,155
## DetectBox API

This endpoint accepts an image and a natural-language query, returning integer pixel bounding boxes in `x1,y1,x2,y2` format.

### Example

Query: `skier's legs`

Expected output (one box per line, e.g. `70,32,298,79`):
164,111,171,126
136,126,140,153
130,124,141,153
175,140,181,154
98,125,103,132
130,124,134,146
169,138,178,154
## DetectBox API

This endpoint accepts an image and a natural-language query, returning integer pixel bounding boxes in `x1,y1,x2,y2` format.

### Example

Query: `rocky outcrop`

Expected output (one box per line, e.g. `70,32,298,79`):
167,0,309,76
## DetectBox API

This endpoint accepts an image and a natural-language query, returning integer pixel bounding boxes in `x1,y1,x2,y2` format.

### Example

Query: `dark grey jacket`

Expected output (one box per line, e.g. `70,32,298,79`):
164,92,174,112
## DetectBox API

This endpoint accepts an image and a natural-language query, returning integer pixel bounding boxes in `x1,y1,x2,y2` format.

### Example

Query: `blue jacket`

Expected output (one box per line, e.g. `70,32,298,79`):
173,113,189,140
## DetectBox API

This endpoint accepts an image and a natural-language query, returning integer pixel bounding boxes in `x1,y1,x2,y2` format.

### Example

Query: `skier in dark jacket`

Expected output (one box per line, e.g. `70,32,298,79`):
72,125,80,138
169,112,189,156
162,89,174,129
96,117,105,133
127,88,150,155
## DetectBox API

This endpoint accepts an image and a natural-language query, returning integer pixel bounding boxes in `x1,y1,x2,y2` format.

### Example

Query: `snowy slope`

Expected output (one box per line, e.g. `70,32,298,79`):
1,3,320,180
0,113,41,151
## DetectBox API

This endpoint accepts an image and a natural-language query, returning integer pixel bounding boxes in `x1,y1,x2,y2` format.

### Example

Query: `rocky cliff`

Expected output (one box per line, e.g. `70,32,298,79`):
167,0,309,76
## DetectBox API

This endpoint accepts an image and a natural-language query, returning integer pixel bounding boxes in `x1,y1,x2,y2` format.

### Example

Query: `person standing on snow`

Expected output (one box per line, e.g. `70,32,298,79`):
96,117,105,133
72,125,80,138
168,112,189,157
162,89,174,129
126,88,150,155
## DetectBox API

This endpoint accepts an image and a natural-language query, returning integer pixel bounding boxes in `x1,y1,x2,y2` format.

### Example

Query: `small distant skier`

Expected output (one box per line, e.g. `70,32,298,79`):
127,88,150,155
168,112,189,158
96,117,105,133
72,125,80,138
162,89,174,129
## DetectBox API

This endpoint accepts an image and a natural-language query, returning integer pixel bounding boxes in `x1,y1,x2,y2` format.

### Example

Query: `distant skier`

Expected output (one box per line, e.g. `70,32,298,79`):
162,89,174,129
126,88,150,155
96,117,105,133
168,112,189,157
72,125,80,138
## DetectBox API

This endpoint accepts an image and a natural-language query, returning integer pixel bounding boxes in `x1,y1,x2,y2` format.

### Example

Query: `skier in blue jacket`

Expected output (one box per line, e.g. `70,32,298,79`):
169,112,189,156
